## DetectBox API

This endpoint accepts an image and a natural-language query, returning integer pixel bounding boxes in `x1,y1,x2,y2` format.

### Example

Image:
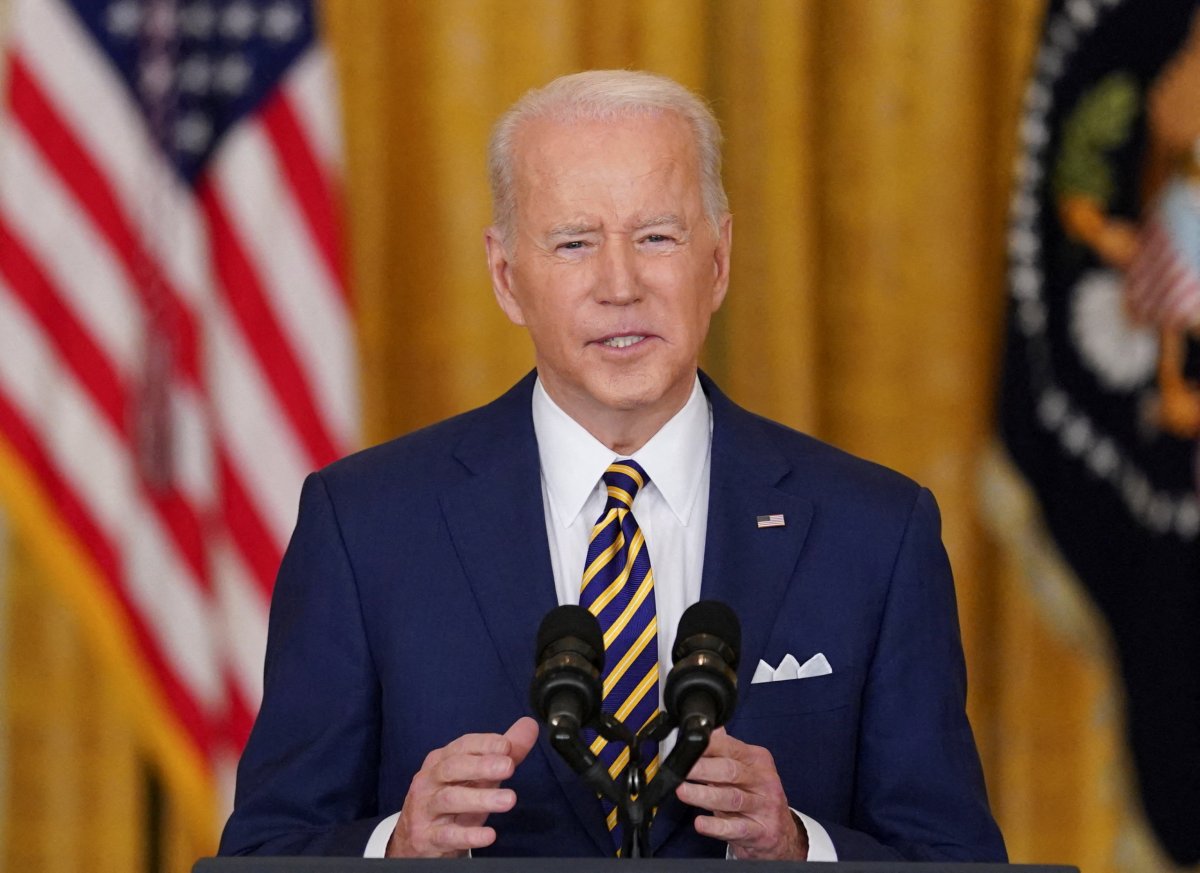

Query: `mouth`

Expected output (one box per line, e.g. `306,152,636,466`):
599,334,648,349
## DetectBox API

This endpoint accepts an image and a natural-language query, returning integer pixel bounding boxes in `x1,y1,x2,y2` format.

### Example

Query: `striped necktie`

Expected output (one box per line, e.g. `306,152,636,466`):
579,459,660,849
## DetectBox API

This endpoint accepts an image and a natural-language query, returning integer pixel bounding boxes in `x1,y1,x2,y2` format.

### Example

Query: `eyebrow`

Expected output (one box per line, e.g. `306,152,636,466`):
633,214,685,230
547,222,599,238
545,214,688,239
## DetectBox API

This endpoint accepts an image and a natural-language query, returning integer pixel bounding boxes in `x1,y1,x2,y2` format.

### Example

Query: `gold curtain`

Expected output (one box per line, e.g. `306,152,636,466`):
5,2,1176,871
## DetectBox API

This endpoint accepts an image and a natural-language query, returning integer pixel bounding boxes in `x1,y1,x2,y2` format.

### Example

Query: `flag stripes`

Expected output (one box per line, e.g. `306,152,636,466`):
0,389,215,755
1126,215,1200,330
0,0,356,828
259,91,346,296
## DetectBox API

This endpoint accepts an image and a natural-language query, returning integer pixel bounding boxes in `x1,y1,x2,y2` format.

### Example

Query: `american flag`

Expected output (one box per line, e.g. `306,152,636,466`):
0,0,356,821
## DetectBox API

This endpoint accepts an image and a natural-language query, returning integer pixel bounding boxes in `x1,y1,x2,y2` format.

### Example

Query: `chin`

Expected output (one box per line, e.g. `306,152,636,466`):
590,372,681,415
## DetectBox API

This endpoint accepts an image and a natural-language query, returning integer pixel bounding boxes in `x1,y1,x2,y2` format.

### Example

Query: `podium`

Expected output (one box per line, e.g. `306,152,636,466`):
195,860,1077,873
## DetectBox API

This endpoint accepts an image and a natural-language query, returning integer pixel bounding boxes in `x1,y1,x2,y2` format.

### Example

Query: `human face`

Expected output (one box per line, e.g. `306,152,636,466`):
486,112,731,449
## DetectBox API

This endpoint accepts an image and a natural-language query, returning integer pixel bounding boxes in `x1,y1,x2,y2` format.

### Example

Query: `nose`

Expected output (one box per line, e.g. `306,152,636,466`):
594,237,640,305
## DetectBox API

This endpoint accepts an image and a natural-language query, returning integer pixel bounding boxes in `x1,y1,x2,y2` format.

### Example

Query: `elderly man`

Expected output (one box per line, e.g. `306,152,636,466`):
220,70,1006,861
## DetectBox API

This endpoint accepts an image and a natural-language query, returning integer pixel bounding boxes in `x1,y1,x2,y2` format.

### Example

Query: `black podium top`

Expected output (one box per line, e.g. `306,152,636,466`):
196,860,1077,873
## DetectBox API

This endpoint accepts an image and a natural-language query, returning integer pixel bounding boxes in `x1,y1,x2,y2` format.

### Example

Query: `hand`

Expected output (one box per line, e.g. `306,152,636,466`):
385,716,540,857
675,728,808,860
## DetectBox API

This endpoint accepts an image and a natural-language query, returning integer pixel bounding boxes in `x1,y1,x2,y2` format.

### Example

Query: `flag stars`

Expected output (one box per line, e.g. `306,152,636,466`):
144,2,178,41
221,1,259,41
178,55,212,95
106,0,141,39
180,2,217,39
262,2,303,43
139,55,174,100
176,54,255,99
214,55,254,96
99,0,311,176
174,112,213,155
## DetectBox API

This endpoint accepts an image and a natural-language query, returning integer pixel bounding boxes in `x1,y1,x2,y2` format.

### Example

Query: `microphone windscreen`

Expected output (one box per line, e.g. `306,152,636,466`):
673,600,741,666
536,605,604,667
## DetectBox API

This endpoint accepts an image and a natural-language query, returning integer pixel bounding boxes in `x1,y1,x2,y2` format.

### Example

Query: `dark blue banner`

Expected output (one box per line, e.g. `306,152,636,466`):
999,0,1200,864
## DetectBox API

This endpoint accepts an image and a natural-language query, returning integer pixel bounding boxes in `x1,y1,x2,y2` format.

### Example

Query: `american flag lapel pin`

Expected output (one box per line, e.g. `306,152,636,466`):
756,513,786,529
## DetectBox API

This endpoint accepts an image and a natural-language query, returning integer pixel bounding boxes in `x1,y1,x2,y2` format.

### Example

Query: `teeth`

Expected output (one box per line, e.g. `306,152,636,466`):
602,335,646,349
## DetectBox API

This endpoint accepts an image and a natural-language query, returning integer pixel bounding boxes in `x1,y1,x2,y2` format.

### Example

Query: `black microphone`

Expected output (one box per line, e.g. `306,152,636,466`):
530,606,622,808
530,605,604,735
664,600,740,737
641,600,741,811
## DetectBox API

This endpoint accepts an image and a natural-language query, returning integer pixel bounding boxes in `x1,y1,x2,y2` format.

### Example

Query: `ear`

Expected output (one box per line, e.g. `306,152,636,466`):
485,226,526,326
710,213,732,312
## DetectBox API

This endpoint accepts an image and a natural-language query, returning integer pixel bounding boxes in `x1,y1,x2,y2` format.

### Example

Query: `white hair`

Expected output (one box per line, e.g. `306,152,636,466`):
487,70,728,246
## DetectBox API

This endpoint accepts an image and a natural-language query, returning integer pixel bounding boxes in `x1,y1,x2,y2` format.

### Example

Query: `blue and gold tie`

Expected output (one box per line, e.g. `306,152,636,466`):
579,459,659,848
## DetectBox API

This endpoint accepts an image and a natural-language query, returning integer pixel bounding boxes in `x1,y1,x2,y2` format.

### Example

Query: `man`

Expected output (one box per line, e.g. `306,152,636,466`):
220,70,1006,861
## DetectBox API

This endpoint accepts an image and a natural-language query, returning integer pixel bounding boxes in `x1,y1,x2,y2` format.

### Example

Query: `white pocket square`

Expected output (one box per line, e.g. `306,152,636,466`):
751,652,832,684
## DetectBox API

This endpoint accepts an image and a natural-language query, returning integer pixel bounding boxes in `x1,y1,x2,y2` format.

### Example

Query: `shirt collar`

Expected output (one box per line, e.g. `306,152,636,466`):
532,375,711,529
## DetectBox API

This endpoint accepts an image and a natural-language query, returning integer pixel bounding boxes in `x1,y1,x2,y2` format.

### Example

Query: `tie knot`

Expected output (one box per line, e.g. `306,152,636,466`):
603,459,648,510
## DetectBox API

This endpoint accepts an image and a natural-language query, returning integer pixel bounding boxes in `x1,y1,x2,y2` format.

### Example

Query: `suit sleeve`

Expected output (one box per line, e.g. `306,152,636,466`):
218,472,388,856
817,488,1007,861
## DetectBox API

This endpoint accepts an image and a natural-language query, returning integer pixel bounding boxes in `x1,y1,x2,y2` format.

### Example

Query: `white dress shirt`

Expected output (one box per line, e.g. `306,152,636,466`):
365,376,834,860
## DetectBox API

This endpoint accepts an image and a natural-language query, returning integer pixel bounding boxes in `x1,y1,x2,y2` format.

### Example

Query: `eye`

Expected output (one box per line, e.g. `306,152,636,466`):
640,233,677,246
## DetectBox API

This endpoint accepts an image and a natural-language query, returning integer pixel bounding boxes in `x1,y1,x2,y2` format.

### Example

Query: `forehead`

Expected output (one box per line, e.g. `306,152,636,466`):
510,112,702,223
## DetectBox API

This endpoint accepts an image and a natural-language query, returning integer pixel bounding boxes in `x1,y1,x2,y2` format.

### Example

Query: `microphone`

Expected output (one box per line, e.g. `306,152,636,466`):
531,601,743,858
664,600,740,736
642,600,741,812
530,605,604,734
530,606,622,808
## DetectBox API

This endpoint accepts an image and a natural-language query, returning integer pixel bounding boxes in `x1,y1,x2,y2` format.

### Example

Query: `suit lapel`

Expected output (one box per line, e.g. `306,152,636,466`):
650,374,814,853
438,373,613,855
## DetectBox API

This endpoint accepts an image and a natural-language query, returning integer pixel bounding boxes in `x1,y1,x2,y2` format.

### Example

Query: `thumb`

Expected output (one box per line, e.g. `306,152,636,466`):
504,716,540,766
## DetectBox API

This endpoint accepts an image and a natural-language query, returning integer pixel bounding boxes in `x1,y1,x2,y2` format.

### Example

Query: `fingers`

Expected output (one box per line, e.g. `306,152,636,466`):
432,749,518,784
682,754,741,785
692,809,807,860
675,731,806,861
420,718,542,785
692,810,755,843
386,720,536,858
425,784,516,817
425,824,499,853
427,730,518,765
680,728,760,786
676,781,749,814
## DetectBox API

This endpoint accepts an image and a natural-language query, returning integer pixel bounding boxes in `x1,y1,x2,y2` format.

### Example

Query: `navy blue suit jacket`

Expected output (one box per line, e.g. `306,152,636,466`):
220,372,1005,860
